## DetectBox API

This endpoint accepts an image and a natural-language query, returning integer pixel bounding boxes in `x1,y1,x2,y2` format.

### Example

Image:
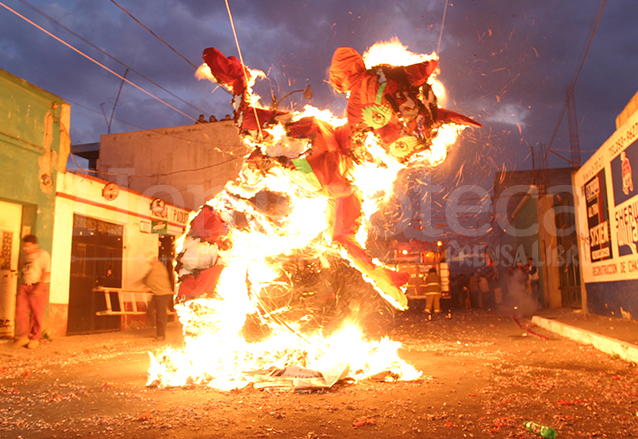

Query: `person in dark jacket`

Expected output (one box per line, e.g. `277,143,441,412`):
142,255,174,340
424,267,442,314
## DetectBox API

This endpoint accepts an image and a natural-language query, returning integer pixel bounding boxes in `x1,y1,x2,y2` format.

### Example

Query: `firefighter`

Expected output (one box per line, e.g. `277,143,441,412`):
424,267,442,314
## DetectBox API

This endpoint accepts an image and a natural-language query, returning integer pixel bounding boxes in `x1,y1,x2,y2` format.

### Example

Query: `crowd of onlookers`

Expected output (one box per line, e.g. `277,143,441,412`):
448,258,541,310
195,114,232,123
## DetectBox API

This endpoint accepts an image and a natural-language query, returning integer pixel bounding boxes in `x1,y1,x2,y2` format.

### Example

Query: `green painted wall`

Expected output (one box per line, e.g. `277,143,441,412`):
0,68,67,253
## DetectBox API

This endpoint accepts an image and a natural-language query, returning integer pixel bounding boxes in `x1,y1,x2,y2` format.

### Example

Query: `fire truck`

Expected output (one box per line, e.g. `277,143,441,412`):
393,242,451,309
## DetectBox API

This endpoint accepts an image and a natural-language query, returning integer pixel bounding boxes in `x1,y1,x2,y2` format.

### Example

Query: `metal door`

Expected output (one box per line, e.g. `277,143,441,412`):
555,193,582,308
67,215,123,334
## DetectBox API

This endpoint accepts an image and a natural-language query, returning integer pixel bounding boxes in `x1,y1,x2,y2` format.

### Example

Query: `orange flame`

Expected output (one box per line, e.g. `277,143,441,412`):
148,40,474,390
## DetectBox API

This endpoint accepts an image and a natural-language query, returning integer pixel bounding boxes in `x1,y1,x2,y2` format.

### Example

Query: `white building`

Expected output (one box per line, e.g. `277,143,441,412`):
48,171,191,336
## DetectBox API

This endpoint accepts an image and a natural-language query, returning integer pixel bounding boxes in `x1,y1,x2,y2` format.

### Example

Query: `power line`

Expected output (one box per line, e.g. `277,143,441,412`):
15,0,207,115
110,0,198,70
0,0,196,122
130,156,240,178
66,96,147,130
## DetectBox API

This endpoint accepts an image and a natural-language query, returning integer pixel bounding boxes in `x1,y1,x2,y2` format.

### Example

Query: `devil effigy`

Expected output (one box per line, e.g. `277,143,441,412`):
175,42,481,329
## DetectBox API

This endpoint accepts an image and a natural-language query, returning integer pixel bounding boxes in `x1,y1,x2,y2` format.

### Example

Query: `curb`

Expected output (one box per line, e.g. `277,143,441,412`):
532,316,638,364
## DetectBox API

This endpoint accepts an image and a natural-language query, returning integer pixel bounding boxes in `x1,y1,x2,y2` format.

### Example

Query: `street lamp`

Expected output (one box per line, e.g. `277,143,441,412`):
272,85,312,110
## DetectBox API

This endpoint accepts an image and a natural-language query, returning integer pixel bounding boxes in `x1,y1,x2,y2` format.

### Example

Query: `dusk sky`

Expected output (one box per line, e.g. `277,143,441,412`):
2,0,637,192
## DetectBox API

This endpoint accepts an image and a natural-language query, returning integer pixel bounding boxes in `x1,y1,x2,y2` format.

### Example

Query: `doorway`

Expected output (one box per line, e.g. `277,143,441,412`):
0,200,22,338
554,193,581,308
67,214,123,335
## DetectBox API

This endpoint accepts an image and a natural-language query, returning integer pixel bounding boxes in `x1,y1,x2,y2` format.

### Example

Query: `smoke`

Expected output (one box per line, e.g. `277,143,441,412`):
502,268,540,318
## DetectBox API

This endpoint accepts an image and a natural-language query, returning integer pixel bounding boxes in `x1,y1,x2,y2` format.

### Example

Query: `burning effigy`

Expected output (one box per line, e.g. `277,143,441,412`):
147,40,480,390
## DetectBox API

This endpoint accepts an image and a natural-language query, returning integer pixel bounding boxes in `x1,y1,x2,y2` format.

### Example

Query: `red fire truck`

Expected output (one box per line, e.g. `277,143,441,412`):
393,243,451,309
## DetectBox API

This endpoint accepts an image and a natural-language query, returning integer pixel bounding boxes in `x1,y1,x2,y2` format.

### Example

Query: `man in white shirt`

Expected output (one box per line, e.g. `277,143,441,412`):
15,235,51,349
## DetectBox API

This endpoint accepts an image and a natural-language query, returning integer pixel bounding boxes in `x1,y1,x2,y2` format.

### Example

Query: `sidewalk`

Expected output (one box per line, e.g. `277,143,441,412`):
533,307,638,364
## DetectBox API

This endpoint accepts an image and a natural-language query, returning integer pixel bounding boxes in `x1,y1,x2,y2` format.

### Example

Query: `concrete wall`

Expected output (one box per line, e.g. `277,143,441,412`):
97,121,248,211
0,68,70,251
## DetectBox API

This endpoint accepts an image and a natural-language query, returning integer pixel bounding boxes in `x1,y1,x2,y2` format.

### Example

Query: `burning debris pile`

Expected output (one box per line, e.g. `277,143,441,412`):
147,40,480,390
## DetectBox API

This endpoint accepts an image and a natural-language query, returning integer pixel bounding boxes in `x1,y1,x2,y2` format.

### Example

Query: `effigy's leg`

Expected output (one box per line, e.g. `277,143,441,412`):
328,194,409,310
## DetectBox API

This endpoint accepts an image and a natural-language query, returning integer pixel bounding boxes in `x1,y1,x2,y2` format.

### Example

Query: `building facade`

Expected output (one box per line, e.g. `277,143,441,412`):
492,168,579,309
50,172,190,336
573,90,638,320
1,69,192,338
0,68,70,337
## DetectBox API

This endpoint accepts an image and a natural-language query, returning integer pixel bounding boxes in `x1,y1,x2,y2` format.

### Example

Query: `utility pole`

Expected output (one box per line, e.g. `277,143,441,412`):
108,68,129,134
566,85,581,167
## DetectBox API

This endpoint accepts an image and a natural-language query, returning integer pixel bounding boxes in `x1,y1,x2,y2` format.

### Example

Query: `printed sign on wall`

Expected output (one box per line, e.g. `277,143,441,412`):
611,138,638,257
585,169,613,262
611,138,638,206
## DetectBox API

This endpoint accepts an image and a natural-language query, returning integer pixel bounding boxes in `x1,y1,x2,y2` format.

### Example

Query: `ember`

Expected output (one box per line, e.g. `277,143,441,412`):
147,39,480,390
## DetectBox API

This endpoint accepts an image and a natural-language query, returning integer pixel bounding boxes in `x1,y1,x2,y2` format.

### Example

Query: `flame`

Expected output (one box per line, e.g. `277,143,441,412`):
362,37,437,67
148,319,420,389
148,112,421,389
408,124,465,166
362,39,464,165
196,62,266,100
147,40,479,391
296,105,347,127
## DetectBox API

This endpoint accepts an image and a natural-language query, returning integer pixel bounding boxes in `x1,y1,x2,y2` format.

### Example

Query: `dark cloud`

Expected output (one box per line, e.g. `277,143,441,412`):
1,0,637,169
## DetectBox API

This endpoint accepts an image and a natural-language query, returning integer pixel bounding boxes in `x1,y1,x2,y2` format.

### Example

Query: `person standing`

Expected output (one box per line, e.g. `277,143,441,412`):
468,272,479,308
526,257,541,306
142,255,174,341
15,235,51,349
424,267,442,314
478,271,490,309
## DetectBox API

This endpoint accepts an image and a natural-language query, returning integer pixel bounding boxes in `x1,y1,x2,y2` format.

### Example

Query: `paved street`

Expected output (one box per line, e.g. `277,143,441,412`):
1,308,637,438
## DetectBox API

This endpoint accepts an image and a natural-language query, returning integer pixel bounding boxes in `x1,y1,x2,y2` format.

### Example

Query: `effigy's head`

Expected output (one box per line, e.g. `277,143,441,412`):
197,41,480,167
330,41,481,164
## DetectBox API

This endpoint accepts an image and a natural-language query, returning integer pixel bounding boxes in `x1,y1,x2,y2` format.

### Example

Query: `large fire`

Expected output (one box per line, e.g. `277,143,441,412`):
147,40,479,390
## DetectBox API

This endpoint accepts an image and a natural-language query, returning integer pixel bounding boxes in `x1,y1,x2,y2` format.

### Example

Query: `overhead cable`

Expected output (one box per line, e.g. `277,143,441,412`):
15,0,207,115
0,0,196,122
110,0,198,70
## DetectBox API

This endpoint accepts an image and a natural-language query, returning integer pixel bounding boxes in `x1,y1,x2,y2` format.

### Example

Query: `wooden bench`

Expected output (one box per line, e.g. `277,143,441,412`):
93,287,176,316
